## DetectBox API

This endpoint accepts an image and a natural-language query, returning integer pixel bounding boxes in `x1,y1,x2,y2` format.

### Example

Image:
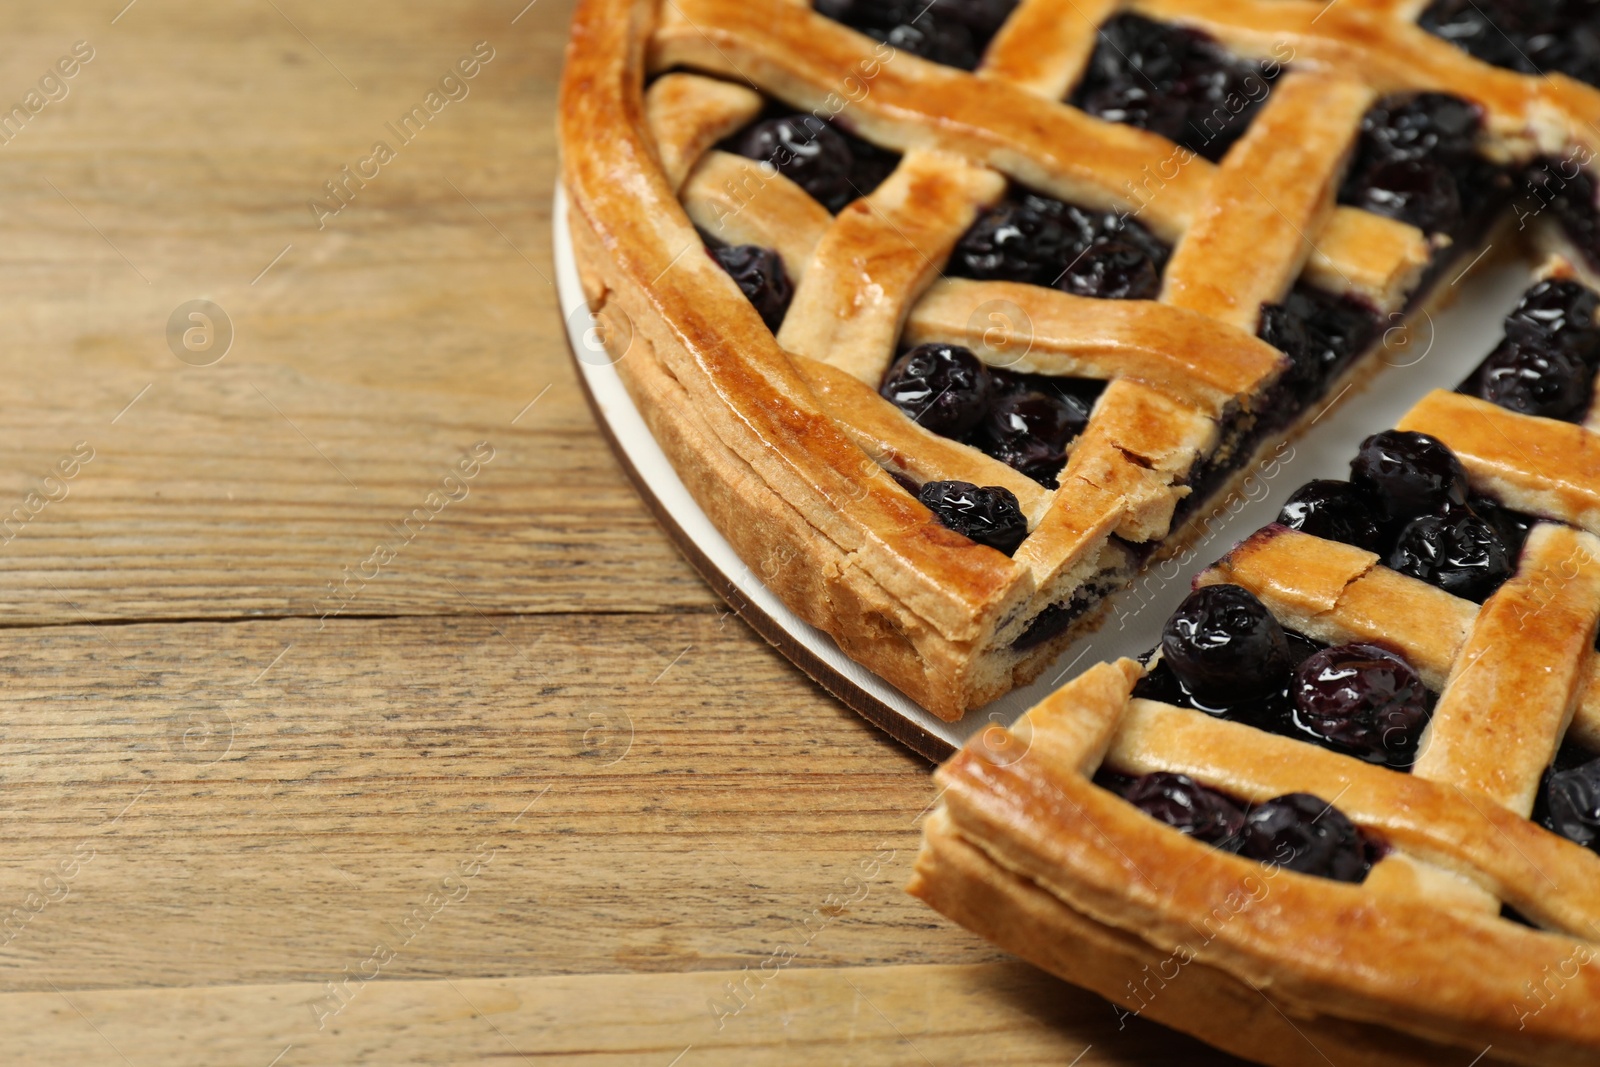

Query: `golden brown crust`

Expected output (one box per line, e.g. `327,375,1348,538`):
914,663,1600,1067
563,0,1600,723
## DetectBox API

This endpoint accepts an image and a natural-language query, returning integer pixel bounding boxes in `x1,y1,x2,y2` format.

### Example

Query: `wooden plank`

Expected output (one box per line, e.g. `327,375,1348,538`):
0,612,1015,990
0,962,1244,1065
0,0,712,624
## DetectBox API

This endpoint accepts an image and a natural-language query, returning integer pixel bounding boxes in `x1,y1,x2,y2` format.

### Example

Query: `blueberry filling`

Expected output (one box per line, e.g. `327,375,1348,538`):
1070,13,1280,163
1460,279,1600,423
879,343,1105,489
949,190,1170,298
1521,160,1600,272
1535,752,1600,854
815,0,1020,72
1337,93,1501,238
917,479,1029,554
706,242,793,331
724,112,902,213
1096,771,1379,883
1257,284,1381,402
1137,585,1435,769
1420,0,1600,89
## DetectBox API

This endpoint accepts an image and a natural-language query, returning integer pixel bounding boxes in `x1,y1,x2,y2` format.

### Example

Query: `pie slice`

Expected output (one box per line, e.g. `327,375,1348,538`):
560,0,1600,719
910,268,1600,1065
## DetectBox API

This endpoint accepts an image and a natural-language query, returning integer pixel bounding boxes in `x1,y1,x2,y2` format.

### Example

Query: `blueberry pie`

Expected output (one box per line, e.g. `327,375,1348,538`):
911,274,1600,1065
561,0,1600,718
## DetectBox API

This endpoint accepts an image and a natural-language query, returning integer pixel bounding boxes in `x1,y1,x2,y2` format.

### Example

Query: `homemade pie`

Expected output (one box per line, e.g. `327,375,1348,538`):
911,269,1600,1065
560,0,1600,721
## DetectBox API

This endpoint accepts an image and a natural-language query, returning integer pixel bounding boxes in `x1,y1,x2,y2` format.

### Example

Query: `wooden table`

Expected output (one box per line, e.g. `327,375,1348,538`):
0,2,1245,1061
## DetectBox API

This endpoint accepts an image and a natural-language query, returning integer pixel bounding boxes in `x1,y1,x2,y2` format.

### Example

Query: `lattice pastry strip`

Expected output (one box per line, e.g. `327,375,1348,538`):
776,150,1007,383
1158,69,1374,329
979,0,1116,100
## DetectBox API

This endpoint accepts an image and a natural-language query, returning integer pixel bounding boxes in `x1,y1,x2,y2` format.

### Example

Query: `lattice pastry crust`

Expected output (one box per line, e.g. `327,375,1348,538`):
559,0,1600,718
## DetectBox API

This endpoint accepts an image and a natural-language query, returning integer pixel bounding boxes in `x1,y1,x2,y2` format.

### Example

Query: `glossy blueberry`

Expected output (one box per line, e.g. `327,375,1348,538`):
1056,238,1162,300
1238,793,1373,883
950,194,1167,294
1258,286,1380,399
816,0,1017,70
1523,162,1600,270
918,480,1029,554
1354,92,1481,167
1420,1,1600,87
1347,159,1463,235
1504,279,1600,365
1473,339,1593,421
1389,504,1514,601
708,244,793,331
880,343,993,437
1161,584,1293,705
951,200,1080,285
1276,480,1383,552
872,19,980,68
1540,757,1600,851
975,387,1087,488
731,116,856,213
1119,772,1246,847
1349,430,1468,523
1073,14,1275,162
1472,496,1535,562
1293,643,1431,765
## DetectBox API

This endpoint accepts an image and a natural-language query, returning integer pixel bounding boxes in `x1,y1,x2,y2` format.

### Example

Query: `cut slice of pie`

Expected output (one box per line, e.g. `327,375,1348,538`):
910,270,1600,1065
560,0,1600,719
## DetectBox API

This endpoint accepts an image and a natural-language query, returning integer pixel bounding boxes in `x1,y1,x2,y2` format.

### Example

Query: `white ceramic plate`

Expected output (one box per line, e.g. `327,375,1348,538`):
555,185,1532,760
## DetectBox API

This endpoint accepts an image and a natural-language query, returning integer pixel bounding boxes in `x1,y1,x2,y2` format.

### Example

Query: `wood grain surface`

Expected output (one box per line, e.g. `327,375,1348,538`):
0,0,1250,1062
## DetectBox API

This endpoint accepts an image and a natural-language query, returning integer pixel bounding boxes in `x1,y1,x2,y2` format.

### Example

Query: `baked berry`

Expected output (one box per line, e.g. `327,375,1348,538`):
732,116,856,213
1473,339,1593,421
1540,757,1600,851
1293,643,1431,765
1471,496,1534,562
1388,504,1514,601
1523,162,1600,271
1238,793,1373,883
1161,584,1293,705
1258,286,1380,399
1277,480,1383,552
976,388,1086,487
1504,279,1600,365
1120,772,1246,847
1056,238,1162,300
880,343,993,437
951,200,1079,285
708,244,793,331
1347,159,1463,235
873,19,980,69
1073,13,1275,162
1420,0,1600,87
1354,93,1481,167
1349,430,1468,523
930,0,1019,38
816,0,1015,70
918,480,1029,554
